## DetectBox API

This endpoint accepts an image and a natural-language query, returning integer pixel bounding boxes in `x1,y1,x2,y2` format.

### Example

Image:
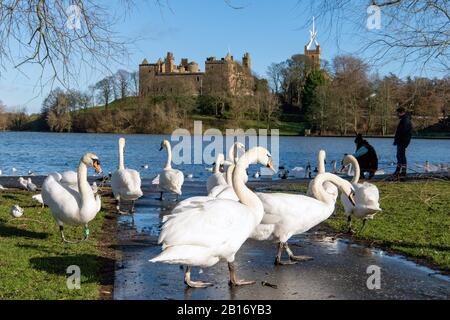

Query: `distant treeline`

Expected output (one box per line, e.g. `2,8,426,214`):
1,54,449,136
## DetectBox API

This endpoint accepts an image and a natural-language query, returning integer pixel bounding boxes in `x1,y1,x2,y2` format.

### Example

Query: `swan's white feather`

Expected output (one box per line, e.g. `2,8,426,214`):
159,168,184,195
111,168,143,201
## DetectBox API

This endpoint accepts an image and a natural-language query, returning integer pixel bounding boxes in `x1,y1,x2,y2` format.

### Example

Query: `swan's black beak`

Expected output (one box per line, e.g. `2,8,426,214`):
348,190,356,206
159,146,163,151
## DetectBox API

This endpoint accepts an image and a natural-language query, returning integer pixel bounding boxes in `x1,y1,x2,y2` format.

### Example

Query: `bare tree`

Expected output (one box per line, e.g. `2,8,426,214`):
95,78,112,110
0,1,162,87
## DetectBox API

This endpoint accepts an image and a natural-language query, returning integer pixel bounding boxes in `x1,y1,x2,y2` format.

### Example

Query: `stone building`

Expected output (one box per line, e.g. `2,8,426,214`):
139,52,255,97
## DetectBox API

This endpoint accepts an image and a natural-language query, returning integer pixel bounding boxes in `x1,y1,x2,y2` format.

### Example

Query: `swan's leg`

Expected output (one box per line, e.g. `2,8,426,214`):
346,216,355,234
274,242,297,265
59,225,90,244
184,266,213,288
130,200,136,213
228,262,255,286
359,218,368,233
158,192,164,201
285,243,313,262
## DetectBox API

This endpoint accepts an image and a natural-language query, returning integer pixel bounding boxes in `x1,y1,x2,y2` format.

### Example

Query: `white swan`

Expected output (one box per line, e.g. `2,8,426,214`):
206,153,227,193
111,137,143,213
41,153,102,243
223,142,247,182
306,150,338,200
253,172,355,265
157,140,184,200
150,147,275,288
209,163,239,201
340,155,381,232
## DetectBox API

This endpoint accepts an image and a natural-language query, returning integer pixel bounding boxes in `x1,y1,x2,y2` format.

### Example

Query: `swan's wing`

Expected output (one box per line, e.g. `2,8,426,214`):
160,169,184,194
168,196,213,218
41,175,81,220
60,171,78,186
111,169,143,198
215,186,239,201
159,199,253,249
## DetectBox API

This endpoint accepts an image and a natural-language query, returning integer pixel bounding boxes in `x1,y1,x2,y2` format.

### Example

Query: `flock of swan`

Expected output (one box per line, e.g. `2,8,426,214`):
2,137,385,288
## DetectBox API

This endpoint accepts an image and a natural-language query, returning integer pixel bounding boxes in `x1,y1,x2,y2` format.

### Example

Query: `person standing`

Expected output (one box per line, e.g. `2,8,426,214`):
353,134,378,180
393,106,413,177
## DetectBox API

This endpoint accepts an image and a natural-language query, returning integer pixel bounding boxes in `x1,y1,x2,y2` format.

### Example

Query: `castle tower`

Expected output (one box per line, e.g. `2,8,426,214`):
165,52,175,73
242,52,251,71
304,17,321,70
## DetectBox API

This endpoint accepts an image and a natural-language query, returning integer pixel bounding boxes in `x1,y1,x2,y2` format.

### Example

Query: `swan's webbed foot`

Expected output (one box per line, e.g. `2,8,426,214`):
184,266,213,288
59,225,89,244
228,262,255,286
274,242,297,266
284,243,313,262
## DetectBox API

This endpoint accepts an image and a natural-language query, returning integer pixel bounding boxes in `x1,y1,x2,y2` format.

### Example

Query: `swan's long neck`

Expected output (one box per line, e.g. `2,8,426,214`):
118,144,125,170
318,151,326,174
232,151,263,224
164,142,172,169
226,164,235,186
311,173,345,206
77,161,93,210
346,155,360,184
229,143,238,164
214,155,221,174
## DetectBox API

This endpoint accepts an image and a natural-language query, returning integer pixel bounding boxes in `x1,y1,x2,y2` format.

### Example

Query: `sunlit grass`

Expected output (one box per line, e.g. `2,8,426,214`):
0,190,110,299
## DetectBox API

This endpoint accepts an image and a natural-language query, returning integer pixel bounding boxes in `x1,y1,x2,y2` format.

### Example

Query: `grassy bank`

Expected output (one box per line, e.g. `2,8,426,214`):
266,180,450,271
0,189,116,299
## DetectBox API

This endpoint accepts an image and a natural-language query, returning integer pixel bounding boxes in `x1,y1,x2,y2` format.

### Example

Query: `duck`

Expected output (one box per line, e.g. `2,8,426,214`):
206,153,227,193
18,177,37,192
150,147,275,288
10,204,24,218
253,172,355,265
32,194,45,207
41,153,102,243
157,140,184,201
111,137,143,213
340,154,382,233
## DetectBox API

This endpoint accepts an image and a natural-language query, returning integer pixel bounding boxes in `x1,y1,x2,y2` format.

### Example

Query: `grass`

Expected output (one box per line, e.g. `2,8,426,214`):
266,180,450,271
0,189,114,300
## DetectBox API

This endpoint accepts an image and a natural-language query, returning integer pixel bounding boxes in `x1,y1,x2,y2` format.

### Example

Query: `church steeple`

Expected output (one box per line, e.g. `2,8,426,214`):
304,16,321,70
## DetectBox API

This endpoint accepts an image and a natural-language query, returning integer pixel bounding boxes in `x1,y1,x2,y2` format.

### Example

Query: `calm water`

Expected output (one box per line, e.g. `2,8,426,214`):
0,132,449,180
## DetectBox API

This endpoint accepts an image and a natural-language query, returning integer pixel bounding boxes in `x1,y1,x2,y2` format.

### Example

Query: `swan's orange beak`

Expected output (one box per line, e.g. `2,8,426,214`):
266,158,276,173
93,160,102,174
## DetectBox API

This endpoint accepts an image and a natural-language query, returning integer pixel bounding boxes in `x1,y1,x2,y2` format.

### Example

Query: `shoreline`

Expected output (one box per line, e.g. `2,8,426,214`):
1,130,449,139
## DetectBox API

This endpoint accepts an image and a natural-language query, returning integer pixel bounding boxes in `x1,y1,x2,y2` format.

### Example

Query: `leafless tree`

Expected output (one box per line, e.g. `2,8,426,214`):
0,1,160,88
95,77,112,110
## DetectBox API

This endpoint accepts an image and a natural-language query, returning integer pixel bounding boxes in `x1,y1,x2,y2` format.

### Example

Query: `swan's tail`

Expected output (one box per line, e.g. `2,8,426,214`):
149,245,218,266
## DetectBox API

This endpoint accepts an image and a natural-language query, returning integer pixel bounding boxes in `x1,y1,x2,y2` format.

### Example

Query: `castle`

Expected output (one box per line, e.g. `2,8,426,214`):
139,52,255,97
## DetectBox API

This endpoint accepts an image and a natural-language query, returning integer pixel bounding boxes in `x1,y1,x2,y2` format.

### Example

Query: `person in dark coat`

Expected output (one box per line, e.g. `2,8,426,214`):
393,107,413,177
353,134,378,180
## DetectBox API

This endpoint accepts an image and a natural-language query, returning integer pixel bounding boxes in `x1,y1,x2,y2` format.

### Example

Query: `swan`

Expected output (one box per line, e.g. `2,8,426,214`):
223,142,247,182
150,147,275,288
209,163,239,201
32,194,45,207
331,160,337,174
253,172,356,265
306,150,338,200
41,153,102,243
206,153,227,193
111,137,143,213
18,177,37,191
157,140,184,201
340,155,382,233
10,205,24,218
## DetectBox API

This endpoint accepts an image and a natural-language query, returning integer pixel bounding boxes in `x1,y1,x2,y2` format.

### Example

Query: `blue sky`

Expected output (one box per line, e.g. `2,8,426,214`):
0,0,446,113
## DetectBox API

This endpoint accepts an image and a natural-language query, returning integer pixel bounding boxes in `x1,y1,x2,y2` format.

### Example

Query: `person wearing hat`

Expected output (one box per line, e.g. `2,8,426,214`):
393,106,412,177
353,134,378,180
